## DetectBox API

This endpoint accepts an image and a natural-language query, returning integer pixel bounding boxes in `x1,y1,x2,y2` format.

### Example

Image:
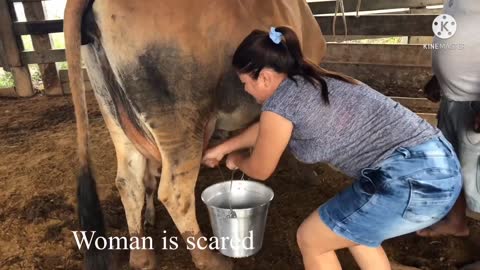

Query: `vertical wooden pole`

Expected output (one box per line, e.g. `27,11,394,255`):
0,0,34,97
0,38,8,70
23,1,63,96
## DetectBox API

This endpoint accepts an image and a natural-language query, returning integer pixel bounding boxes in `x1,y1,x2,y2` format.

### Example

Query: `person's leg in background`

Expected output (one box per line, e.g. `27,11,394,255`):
459,102,480,214
459,103,480,270
418,99,480,236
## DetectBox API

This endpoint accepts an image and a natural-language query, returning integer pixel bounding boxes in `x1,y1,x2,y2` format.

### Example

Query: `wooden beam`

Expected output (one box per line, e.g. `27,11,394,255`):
0,87,17,97
23,1,62,95
62,81,93,94
0,0,34,96
317,15,436,36
59,69,89,83
21,49,65,64
13,19,63,35
321,62,433,96
324,35,408,42
58,69,91,93
308,0,443,15
324,44,432,67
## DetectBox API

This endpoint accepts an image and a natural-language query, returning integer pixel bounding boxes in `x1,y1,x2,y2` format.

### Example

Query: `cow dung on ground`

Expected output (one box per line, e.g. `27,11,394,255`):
0,92,479,269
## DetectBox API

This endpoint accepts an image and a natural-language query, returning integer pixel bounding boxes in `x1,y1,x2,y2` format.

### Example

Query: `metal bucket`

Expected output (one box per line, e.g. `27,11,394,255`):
201,180,274,258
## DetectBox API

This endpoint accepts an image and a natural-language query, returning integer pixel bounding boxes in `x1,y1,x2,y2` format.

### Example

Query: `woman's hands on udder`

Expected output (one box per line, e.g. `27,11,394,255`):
225,153,241,170
202,144,241,171
202,145,227,168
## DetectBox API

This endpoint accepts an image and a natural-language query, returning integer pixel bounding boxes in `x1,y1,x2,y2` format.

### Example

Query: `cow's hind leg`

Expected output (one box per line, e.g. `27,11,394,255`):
144,159,161,227
82,44,156,268
98,111,156,270
115,144,156,269
155,127,233,270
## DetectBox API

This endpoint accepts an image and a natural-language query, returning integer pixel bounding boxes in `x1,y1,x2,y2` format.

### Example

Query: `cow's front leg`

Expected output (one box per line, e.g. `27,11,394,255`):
157,139,233,270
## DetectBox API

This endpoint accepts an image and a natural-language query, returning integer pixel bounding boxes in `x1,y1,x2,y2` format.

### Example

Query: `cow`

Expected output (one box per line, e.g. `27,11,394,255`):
64,0,326,269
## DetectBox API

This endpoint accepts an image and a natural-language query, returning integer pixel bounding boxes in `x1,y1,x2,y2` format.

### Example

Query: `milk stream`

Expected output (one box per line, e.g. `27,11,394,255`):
217,167,237,218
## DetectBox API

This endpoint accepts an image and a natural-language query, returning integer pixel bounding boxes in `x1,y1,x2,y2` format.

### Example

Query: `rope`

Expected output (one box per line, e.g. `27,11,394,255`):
356,0,362,18
332,0,362,42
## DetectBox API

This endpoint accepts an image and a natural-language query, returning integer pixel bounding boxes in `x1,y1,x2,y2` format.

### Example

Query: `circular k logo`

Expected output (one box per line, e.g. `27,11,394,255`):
432,14,457,39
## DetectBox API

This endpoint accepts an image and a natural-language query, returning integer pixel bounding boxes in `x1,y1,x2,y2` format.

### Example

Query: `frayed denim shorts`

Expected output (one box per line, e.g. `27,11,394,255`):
318,135,462,247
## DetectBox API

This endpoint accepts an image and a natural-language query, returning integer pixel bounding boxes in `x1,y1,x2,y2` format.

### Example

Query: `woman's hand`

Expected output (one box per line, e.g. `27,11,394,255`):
202,145,226,168
226,153,240,170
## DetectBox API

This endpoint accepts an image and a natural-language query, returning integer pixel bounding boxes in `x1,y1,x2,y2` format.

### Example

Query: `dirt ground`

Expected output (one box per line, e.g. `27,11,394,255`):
1,92,479,270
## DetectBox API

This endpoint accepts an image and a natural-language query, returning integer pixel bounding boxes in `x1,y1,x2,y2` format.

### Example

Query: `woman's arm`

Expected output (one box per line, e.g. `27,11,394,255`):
219,122,260,154
227,111,293,180
202,122,260,167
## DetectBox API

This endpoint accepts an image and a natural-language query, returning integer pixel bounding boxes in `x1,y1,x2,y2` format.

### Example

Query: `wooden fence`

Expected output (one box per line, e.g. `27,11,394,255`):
0,0,443,122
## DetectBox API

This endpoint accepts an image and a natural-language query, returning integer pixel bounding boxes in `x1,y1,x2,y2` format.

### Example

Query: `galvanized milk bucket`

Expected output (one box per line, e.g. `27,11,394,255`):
201,180,274,258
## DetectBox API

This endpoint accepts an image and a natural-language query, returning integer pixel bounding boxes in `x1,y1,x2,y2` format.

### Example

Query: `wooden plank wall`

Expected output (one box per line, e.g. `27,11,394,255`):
23,0,62,95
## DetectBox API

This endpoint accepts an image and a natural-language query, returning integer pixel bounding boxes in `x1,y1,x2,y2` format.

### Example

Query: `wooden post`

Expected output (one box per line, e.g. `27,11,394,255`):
0,0,34,97
0,38,8,70
23,1,62,95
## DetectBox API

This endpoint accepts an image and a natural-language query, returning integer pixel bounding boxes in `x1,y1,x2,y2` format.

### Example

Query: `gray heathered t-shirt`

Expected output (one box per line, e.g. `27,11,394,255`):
432,0,480,101
261,76,440,178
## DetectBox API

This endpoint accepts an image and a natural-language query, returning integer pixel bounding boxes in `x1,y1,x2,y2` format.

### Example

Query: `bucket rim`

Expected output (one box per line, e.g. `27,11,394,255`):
201,180,274,211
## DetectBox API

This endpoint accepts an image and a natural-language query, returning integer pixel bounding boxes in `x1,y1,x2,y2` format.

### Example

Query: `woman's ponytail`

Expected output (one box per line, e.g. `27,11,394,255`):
233,26,359,105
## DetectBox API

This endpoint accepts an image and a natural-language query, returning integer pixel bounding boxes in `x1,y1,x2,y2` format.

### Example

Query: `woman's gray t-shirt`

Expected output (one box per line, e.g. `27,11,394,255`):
261,76,439,178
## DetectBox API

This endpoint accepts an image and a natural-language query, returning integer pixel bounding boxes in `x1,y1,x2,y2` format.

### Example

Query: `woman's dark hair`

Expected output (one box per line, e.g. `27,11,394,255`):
232,26,358,104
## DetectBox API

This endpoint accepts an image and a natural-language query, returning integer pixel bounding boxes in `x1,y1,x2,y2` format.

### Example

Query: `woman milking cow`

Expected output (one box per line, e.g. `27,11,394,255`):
203,26,462,270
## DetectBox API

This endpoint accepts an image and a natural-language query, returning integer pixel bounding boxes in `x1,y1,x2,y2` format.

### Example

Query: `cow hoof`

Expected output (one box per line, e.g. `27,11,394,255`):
130,249,156,270
193,252,233,270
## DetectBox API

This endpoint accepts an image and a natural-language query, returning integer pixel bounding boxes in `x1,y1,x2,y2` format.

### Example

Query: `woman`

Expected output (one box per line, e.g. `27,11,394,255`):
202,26,462,270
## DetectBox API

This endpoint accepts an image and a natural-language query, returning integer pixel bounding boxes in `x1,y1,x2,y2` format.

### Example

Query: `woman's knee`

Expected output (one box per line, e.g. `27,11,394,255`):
296,221,310,251
297,212,358,255
296,216,327,252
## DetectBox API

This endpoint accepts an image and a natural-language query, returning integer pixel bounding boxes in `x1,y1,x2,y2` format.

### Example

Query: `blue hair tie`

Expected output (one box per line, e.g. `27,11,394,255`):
269,27,283,44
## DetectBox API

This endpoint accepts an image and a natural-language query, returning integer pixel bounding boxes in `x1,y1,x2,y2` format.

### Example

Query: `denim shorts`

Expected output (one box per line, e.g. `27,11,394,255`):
318,135,463,247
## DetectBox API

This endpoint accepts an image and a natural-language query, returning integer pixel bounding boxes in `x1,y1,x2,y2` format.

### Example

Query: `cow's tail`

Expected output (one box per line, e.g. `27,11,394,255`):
64,1,110,269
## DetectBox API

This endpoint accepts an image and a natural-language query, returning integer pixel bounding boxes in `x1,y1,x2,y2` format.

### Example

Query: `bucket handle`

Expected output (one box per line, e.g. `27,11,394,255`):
228,148,251,181
217,166,247,181
231,170,246,181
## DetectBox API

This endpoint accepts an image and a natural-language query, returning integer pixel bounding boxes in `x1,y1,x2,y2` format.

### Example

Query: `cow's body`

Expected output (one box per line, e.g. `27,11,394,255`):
65,0,326,269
